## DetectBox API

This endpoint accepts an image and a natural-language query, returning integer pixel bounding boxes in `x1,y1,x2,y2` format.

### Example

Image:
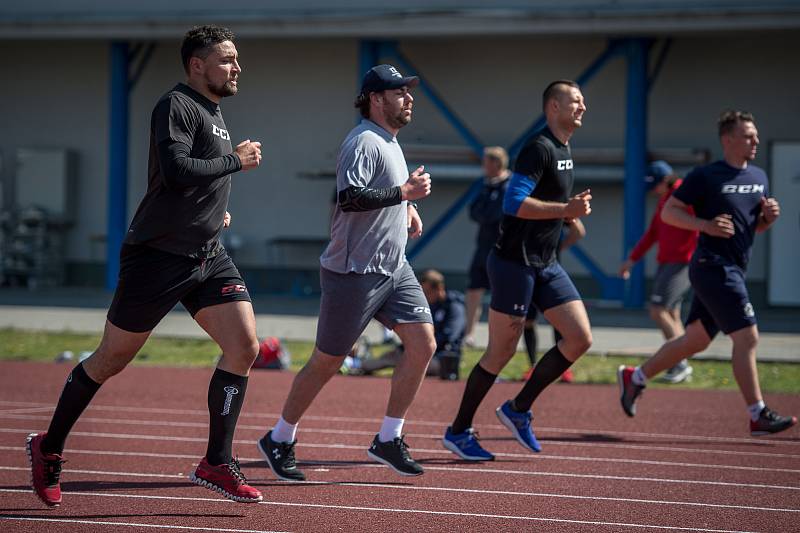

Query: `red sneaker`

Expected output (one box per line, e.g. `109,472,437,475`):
26,433,64,507
189,457,262,503
560,368,574,383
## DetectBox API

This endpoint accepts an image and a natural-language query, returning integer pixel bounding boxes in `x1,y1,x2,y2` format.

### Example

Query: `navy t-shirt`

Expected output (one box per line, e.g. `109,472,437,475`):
431,290,466,355
672,160,768,269
495,127,574,267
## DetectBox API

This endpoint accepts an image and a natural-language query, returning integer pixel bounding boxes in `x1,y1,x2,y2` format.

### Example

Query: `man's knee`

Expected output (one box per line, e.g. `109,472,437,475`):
683,324,712,353
732,327,759,352
562,329,592,357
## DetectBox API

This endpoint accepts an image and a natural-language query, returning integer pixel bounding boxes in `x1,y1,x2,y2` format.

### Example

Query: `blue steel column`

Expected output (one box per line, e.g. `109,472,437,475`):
106,42,129,290
622,39,650,308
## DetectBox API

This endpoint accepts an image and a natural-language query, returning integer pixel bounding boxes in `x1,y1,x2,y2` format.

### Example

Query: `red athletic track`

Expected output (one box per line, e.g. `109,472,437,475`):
0,360,798,532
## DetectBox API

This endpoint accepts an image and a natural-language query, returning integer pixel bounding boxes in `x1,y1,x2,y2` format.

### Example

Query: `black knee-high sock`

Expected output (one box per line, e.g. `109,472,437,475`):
41,363,102,454
523,326,537,366
451,364,497,435
206,368,248,466
512,345,571,413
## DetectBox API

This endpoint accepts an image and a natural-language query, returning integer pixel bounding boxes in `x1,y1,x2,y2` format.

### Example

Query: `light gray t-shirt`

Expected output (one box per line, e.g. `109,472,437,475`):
320,119,409,276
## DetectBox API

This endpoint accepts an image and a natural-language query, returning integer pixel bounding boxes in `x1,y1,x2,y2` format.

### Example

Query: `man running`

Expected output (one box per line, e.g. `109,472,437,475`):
619,161,698,384
257,64,435,479
618,110,797,436
442,80,593,461
26,25,264,507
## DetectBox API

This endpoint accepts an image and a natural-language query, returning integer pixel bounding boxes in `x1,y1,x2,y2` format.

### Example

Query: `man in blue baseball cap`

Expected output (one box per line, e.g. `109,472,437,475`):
620,161,698,384
257,63,435,479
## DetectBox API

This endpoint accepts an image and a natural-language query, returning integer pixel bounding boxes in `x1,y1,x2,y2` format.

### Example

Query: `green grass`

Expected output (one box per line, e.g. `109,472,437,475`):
1,328,798,394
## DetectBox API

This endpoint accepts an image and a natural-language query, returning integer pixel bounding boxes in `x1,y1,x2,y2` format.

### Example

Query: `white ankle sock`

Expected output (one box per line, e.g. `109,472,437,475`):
632,367,648,386
378,416,404,443
747,401,766,422
272,416,298,443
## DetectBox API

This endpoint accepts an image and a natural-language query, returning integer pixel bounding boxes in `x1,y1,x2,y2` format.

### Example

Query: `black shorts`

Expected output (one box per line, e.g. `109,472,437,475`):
107,244,251,333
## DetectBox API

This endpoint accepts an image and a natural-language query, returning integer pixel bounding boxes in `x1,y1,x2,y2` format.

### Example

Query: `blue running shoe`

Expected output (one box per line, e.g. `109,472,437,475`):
442,427,494,461
496,400,541,453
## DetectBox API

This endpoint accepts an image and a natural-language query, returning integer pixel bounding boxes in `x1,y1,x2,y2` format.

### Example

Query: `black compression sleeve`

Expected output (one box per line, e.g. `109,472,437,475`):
338,185,403,212
158,139,242,189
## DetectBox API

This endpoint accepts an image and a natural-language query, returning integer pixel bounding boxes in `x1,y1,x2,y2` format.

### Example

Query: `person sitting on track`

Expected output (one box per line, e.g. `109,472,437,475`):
349,269,466,380
618,110,797,436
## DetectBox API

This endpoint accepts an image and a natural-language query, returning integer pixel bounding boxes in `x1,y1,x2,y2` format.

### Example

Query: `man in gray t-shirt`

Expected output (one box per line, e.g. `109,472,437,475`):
257,64,435,479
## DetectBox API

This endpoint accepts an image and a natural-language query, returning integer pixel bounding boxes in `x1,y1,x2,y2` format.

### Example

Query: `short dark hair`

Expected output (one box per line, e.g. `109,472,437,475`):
354,92,371,119
419,269,445,289
718,110,755,137
542,79,580,111
181,25,235,73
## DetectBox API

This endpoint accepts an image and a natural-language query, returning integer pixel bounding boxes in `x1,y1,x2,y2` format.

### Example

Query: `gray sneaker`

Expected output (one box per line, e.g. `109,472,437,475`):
661,361,693,384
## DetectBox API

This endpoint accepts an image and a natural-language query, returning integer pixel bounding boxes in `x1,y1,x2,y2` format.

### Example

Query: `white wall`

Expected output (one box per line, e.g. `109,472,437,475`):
1,31,798,283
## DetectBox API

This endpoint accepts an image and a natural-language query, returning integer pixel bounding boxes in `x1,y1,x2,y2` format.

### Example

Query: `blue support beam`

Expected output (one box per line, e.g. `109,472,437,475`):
622,38,652,308
106,42,130,290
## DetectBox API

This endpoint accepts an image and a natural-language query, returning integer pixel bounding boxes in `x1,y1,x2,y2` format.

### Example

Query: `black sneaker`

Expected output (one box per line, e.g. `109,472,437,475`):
750,407,798,436
256,430,306,481
367,435,423,476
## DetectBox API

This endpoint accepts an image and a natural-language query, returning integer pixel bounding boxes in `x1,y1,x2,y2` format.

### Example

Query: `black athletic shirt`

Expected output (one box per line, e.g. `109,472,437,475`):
672,160,768,269
124,83,242,258
495,127,575,267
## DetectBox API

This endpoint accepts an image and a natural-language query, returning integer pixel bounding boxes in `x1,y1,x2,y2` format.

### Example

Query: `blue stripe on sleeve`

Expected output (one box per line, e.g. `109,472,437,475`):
503,172,537,215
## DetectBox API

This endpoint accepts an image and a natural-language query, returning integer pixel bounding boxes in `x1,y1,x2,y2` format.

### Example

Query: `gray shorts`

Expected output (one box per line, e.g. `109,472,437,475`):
316,262,432,356
650,262,691,310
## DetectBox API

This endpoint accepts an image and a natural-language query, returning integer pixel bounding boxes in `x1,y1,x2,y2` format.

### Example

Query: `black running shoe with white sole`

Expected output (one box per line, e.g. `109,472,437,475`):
257,430,306,481
367,435,423,476
750,407,798,436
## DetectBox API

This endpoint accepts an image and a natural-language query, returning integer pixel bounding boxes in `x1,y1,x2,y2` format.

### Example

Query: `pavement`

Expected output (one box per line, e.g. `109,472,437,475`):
0,287,798,363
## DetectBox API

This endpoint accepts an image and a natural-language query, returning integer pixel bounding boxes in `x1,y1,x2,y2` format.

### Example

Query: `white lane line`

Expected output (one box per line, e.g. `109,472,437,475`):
1,459,796,514
1,399,796,449
1,435,799,492
2,417,797,473
0,516,288,533
0,488,760,532
0,407,54,415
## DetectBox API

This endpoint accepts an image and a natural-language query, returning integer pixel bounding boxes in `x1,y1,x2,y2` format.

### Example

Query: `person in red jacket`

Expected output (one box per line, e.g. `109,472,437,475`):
619,161,699,384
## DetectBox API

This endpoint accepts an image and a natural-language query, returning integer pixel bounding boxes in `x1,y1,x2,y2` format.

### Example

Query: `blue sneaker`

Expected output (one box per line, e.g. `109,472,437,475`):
442,427,494,461
496,400,541,453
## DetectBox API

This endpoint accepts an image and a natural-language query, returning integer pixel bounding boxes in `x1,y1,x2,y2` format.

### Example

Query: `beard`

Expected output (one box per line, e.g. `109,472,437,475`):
386,108,412,129
208,79,238,98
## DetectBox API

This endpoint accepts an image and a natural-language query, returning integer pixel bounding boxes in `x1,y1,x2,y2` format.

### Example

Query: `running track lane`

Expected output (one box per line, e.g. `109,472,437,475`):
0,361,797,532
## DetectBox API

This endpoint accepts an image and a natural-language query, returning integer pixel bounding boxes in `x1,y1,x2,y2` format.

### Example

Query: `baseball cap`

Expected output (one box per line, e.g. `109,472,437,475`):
644,160,674,190
360,64,419,95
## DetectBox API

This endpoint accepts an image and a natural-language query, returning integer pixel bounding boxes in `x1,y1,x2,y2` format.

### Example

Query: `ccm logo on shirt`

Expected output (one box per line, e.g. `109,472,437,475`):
557,160,574,170
212,124,230,140
721,184,765,194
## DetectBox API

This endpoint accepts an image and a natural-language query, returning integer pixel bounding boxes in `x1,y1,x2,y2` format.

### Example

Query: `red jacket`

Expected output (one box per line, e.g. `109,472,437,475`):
629,179,698,264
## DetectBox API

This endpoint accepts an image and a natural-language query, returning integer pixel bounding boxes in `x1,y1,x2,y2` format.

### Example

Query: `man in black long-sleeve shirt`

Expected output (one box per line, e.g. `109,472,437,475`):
26,25,264,508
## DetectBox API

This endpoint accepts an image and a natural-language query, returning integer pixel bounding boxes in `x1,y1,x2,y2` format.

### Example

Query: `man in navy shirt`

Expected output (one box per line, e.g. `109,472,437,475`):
442,80,593,461
619,111,796,436
464,147,510,347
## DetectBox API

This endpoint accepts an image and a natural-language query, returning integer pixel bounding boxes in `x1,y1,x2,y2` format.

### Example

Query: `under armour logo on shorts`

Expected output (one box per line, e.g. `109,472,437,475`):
743,303,755,318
